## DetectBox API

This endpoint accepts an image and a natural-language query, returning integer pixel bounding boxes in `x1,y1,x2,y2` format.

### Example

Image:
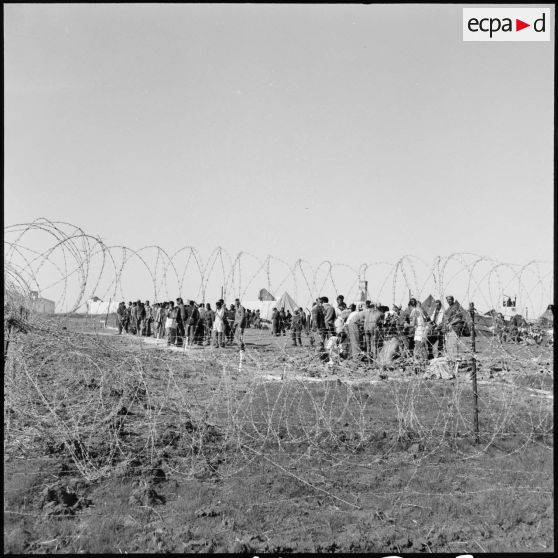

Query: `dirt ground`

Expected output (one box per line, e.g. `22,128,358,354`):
3,319,554,553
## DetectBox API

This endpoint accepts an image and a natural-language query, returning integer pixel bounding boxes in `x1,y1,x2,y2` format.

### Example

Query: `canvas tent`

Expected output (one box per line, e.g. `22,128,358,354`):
276,291,299,314
241,300,276,321
258,288,275,301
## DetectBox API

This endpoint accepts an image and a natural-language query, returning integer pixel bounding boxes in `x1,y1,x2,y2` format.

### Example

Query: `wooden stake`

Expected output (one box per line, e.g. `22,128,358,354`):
469,302,479,444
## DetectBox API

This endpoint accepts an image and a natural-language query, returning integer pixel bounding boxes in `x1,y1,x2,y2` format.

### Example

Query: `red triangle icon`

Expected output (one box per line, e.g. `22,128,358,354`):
516,19,530,31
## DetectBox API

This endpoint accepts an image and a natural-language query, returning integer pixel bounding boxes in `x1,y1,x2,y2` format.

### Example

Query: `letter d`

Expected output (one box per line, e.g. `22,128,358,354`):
534,13,546,32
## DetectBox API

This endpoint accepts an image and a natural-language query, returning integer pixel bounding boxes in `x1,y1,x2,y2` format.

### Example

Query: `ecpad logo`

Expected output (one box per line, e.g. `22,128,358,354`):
463,8,551,41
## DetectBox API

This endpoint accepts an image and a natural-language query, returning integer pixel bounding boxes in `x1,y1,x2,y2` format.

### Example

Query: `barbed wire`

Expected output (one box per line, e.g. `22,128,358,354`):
3,218,554,524
4,218,553,316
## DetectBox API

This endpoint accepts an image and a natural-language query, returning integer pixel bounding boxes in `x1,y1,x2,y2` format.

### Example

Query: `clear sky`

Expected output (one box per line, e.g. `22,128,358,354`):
4,4,554,271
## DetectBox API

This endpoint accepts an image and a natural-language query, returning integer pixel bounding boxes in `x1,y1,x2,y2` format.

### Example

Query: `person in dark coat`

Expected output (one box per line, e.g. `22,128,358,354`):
278,309,287,335
204,303,215,345
226,304,236,344
175,298,187,346
271,308,280,336
285,310,293,330
136,300,146,336
321,296,336,338
310,299,325,347
116,302,127,334
186,300,199,345
291,309,304,346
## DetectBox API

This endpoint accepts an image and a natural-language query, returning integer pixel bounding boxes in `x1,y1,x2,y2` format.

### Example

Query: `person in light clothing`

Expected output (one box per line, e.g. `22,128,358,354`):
410,300,428,367
345,303,364,358
213,301,226,348
427,299,444,358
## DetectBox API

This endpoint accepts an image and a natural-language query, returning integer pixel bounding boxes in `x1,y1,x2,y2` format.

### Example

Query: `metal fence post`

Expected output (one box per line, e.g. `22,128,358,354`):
469,302,480,444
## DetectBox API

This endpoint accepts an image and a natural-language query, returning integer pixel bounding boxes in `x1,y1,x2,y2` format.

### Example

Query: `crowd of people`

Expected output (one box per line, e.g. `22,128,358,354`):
300,294,472,369
116,298,261,348
115,294,478,369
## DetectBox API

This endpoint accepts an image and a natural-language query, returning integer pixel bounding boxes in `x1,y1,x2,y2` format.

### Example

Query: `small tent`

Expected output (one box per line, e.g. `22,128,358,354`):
276,291,299,314
241,300,276,321
258,288,275,301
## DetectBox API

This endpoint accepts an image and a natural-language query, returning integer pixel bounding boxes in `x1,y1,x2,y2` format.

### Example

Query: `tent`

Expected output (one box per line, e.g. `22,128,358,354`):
276,291,299,314
241,300,276,321
258,288,275,301
537,308,554,328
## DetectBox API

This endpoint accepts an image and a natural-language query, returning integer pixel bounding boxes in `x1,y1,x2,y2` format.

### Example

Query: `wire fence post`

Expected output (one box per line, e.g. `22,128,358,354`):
469,302,480,444
104,298,112,329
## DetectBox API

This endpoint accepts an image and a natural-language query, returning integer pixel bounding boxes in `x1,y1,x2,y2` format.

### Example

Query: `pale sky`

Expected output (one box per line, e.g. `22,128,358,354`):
4,4,554,273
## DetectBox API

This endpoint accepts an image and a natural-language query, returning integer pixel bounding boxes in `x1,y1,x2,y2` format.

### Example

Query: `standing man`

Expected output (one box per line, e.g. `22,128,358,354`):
186,300,200,345
116,302,127,334
204,303,215,345
427,299,444,358
143,300,153,336
271,308,280,336
336,295,345,317
226,304,236,344
321,297,336,338
176,298,187,346
166,301,179,346
291,308,304,347
137,300,146,336
364,303,383,361
213,301,226,348
345,303,364,358
234,298,247,345
442,295,469,369
310,299,325,347
278,308,287,336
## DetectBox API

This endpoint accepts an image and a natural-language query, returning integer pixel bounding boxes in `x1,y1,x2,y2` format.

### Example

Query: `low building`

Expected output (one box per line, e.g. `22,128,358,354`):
29,291,55,314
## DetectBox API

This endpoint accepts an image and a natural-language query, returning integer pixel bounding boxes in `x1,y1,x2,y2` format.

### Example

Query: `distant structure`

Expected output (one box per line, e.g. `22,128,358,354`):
258,288,276,301
86,297,119,315
29,291,55,314
501,295,517,320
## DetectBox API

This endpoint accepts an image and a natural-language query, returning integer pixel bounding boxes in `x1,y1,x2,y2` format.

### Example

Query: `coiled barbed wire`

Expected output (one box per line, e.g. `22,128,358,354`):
3,218,553,510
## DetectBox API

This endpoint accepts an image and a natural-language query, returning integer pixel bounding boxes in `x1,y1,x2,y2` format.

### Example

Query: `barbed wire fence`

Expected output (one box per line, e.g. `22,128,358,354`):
4,218,553,517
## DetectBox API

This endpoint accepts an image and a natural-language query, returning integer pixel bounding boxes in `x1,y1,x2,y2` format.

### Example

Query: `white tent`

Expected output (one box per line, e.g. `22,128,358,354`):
242,300,276,321
276,291,299,314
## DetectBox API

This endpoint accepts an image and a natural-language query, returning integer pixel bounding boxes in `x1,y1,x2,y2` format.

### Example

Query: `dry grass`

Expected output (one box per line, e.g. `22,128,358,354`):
3,312,554,553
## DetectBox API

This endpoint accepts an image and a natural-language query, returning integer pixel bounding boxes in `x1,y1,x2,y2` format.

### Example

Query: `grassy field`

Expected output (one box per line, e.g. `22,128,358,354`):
3,317,553,553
